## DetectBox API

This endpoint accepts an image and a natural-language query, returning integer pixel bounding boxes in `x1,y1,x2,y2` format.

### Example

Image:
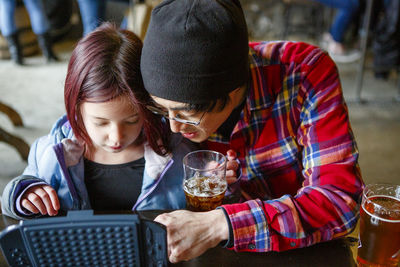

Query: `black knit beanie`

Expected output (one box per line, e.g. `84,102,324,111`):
140,0,249,104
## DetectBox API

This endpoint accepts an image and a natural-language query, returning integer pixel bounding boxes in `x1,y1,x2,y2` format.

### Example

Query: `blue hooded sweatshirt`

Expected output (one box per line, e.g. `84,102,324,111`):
1,115,197,219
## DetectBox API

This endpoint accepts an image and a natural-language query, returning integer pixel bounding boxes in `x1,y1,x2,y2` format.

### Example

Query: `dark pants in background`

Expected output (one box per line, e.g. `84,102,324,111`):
371,0,400,78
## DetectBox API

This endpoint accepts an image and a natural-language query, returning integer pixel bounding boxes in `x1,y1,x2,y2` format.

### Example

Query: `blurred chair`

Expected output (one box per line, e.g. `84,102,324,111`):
0,102,29,161
281,0,326,40
126,0,161,40
126,0,152,40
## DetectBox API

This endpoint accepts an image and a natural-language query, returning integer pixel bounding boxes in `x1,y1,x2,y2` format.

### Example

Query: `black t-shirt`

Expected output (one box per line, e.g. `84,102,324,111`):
216,98,246,139
84,157,145,211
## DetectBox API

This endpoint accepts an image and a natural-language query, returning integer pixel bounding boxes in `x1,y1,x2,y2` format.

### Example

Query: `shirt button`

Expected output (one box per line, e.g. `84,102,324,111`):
290,242,296,247
248,244,256,250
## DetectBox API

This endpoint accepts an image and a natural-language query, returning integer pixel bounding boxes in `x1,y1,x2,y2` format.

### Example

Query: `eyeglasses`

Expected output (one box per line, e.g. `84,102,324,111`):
146,105,206,126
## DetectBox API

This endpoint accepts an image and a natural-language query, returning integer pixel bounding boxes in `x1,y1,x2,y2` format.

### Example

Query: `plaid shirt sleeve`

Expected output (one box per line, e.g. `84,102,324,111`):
221,42,364,252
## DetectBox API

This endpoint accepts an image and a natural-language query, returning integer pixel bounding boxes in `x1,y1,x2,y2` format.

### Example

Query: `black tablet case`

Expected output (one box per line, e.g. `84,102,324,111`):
0,210,167,267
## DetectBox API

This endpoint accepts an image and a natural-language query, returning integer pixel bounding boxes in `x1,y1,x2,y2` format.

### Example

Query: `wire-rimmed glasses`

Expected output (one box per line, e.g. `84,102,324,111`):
146,105,206,126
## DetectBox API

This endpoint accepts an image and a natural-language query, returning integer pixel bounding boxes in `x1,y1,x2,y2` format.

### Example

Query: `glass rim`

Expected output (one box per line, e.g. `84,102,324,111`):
183,150,227,172
363,183,400,213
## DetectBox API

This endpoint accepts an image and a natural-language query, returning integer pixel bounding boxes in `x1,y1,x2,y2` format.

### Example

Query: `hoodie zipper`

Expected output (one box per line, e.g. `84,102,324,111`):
53,143,80,209
132,158,174,211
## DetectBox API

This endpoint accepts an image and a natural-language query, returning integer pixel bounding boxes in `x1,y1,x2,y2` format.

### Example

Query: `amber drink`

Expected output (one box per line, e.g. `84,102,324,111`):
183,150,227,212
357,184,400,267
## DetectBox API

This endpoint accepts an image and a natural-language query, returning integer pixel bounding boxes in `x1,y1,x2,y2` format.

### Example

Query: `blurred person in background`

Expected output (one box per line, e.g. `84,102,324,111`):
76,0,106,36
370,0,400,80
0,0,58,65
77,0,129,36
314,0,361,63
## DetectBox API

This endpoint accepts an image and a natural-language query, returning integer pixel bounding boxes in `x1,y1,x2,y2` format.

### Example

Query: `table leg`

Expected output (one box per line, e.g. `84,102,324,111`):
355,0,374,103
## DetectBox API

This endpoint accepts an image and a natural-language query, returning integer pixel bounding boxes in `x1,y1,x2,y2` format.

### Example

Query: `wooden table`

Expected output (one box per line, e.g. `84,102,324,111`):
0,211,359,266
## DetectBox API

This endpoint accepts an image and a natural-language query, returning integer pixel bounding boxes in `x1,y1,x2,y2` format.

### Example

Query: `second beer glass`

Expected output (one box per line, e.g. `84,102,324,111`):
357,183,400,267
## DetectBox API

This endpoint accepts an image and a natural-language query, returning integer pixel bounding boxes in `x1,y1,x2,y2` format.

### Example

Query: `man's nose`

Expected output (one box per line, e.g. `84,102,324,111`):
167,110,184,133
169,119,183,133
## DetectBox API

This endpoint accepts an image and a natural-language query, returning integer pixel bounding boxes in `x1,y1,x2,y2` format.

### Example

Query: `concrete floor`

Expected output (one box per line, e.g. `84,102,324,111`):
1,30,400,194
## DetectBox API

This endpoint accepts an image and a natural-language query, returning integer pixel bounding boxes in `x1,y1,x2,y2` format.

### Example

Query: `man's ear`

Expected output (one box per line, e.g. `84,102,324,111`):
230,85,247,107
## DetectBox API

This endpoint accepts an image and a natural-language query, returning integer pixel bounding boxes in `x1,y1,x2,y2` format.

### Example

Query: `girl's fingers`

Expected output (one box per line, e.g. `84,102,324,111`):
21,198,40,214
34,187,58,215
20,185,59,216
43,185,60,212
26,193,47,215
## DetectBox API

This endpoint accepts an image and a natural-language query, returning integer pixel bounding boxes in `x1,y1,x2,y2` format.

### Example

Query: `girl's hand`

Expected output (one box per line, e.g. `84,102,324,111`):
226,149,239,185
20,185,60,216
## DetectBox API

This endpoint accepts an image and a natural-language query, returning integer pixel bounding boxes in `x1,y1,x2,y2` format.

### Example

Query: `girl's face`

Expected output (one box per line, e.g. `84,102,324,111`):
81,95,143,156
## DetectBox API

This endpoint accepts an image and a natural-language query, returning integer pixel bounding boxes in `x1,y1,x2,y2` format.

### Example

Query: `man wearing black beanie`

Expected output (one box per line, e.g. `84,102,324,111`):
141,0,363,263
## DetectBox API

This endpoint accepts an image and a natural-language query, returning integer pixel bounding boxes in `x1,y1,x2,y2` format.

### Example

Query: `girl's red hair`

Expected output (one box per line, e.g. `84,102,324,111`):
64,23,169,155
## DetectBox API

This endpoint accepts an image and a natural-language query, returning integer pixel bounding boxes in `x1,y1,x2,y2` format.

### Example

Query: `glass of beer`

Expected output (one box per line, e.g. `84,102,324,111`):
183,150,227,212
357,183,400,267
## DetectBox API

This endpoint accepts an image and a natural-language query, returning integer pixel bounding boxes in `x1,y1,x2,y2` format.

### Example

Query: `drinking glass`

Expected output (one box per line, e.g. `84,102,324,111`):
357,183,400,267
183,150,227,212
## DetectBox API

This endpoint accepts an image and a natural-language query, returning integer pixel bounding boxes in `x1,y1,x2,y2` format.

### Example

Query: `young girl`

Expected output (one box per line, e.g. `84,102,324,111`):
1,23,201,219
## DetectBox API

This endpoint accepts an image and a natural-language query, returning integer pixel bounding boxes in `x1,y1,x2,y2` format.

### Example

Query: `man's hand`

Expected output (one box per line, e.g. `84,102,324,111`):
20,184,60,216
226,149,239,185
154,209,229,263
